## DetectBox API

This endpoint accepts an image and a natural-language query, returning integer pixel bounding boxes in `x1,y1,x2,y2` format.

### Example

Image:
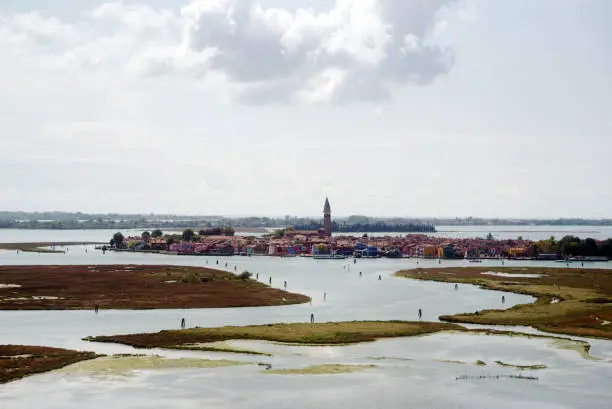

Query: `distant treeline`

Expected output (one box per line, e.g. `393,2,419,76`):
2,211,612,229
292,222,436,233
0,219,215,230
535,235,612,258
435,217,612,226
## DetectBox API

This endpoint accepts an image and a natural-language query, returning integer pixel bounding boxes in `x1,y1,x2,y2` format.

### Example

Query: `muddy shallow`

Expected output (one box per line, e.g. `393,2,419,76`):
1,247,611,408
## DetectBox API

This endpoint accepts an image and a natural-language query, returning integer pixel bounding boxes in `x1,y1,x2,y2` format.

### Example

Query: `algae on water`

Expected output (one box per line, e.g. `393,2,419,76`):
436,359,467,365
495,361,547,370
368,356,413,362
550,339,599,361
60,355,248,377
172,342,272,356
265,364,376,375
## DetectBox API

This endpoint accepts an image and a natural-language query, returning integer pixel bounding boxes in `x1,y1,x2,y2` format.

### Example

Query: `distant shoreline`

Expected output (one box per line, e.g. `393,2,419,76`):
436,229,601,234
0,241,104,253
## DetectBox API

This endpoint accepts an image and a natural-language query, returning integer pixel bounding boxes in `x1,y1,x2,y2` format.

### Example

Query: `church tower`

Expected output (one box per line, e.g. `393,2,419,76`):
323,197,332,237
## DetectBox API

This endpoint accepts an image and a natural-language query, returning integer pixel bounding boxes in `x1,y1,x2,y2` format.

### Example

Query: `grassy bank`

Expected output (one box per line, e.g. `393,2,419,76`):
0,242,103,253
0,345,99,384
85,321,464,348
395,267,612,340
0,265,310,310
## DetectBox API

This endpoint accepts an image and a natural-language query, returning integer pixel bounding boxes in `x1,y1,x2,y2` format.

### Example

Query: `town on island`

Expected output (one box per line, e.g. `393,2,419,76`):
2,197,612,387
106,198,612,262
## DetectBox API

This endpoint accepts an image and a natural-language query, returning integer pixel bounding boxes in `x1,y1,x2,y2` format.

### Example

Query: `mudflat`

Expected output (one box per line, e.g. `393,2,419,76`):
0,265,310,310
0,345,98,384
396,267,612,339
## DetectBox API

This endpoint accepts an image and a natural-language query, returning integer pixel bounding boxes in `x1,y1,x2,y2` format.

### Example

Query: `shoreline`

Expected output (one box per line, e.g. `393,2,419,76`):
0,241,104,253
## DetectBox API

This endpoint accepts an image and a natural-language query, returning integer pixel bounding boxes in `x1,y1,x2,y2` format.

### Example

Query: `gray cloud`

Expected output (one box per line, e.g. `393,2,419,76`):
174,0,456,102
0,0,457,104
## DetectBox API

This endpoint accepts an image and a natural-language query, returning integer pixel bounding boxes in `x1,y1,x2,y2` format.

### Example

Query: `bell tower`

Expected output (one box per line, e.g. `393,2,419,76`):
323,197,332,237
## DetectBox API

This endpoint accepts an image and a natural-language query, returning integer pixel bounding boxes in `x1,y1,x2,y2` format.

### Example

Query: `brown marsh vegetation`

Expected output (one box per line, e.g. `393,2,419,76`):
0,345,98,384
0,264,310,310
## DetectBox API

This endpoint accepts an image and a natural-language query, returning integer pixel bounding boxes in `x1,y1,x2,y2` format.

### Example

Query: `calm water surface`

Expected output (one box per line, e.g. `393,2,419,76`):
0,231,611,408
2,224,612,243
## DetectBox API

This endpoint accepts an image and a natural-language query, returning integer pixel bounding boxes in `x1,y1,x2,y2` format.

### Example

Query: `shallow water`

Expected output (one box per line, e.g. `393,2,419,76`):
2,332,610,409
1,245,611,408
482,271,544,278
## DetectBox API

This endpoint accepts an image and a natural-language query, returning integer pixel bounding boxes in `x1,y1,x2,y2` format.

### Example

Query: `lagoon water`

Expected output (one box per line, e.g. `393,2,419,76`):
1,229,612,408
2,224,612,243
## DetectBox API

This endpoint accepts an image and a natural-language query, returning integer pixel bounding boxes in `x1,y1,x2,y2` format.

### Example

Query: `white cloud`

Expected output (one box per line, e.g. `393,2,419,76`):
0,0,455,104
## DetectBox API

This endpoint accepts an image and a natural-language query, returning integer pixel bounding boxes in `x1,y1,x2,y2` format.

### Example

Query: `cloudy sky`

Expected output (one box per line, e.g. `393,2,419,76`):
1,0,611,218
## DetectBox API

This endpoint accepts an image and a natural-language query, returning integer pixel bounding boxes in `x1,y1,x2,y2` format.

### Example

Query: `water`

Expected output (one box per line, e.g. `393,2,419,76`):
335,225,612,240
0,228,259,243
2,225,612,244
0,229,611,408
432,225,612,241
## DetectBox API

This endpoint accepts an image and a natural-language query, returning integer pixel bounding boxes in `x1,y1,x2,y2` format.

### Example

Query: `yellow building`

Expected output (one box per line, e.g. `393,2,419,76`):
423,245,437,258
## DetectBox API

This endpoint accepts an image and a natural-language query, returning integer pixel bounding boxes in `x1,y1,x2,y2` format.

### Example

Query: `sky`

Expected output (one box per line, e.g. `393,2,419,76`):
1,0,611,218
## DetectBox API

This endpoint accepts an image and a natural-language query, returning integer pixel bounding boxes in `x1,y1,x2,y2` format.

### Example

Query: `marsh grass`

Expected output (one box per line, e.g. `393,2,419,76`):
396,267,612,339
0,345,99,384
86,321,463,349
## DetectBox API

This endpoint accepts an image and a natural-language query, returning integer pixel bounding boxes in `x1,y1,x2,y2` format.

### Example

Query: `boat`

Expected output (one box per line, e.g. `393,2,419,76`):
468,259,482,263
313,254,347,260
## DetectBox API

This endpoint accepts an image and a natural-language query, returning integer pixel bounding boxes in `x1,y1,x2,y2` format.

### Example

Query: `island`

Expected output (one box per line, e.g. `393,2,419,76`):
0,265,310,310
85,321,463,348
395,266,612,339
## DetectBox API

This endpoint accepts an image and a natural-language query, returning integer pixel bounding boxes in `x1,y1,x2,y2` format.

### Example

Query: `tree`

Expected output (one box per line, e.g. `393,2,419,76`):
151,229,163,238
584,238,599,256
238,271,252,281
112,232,125,249
141,231,151,242
486,232,494,240
182,228,195,242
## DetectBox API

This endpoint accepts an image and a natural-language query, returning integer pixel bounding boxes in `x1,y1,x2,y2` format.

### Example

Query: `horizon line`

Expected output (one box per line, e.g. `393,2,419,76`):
2,211,612,220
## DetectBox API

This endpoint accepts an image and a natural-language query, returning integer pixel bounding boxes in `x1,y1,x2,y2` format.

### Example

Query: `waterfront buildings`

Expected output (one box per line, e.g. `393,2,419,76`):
114,197,552,259
120,230,540,259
